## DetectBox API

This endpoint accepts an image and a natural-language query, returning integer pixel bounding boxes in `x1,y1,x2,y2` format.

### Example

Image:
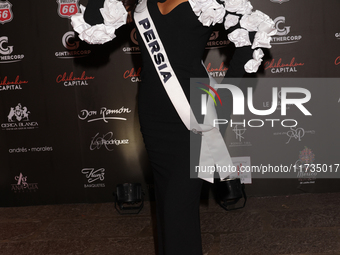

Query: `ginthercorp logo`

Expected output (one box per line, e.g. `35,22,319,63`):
0,0,13,24
63,31,79,50
56,0,79,18
122,28,140,54
270,0,289,3
0,36,24,63
2,103,39,131
0,36,12,55
11,172,38,193
335,32,340,40
206,31,229,49
271,16,302,45
55,31,91,58
201,85,312,129
81,168,105,188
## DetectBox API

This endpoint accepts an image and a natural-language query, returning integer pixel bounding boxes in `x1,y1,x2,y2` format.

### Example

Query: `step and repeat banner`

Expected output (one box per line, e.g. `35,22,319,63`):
0,0,340,206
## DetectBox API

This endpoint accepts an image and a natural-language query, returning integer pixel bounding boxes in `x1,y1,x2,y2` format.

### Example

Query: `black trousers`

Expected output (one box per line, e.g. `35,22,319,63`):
140,113,204,255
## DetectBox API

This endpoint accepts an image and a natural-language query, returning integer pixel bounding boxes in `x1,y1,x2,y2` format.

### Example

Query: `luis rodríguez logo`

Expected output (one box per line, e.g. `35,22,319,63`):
56,71,95,86
0,36,24,63
11,172,38,193
55,31,91,58
0,0,13,24
271,16,302,45
90,132,129,151
78,106,131,123
56,0,79,18
2,103,39,131
0,75,28,91
81,168,105,188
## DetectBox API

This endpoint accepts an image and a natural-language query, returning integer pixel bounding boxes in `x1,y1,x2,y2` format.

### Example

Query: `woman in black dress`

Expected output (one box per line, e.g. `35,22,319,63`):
71,0,275,254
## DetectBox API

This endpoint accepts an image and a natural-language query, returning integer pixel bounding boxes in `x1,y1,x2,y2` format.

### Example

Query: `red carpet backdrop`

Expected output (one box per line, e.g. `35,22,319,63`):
1,0,340,206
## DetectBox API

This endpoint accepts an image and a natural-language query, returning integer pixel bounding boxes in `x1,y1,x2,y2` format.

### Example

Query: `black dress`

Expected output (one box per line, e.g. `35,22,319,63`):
83,1,253,254
136,2,253,253
136,1,211,254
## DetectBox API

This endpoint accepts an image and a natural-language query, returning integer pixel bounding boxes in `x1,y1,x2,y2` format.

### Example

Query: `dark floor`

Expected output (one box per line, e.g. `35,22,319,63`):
1,192,340,255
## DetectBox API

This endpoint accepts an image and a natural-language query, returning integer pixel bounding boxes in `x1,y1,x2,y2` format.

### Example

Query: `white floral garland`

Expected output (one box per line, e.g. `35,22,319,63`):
71,0,127,44
189,0,225,26
71,0,276,73
189,0,277,73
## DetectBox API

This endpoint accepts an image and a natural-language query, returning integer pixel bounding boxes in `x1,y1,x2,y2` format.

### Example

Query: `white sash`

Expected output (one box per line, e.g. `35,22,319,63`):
134,0,235,183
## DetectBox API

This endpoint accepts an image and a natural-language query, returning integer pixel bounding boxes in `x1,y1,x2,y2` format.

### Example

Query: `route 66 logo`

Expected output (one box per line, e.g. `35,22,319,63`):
56,0,79,18
0,1,13,24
